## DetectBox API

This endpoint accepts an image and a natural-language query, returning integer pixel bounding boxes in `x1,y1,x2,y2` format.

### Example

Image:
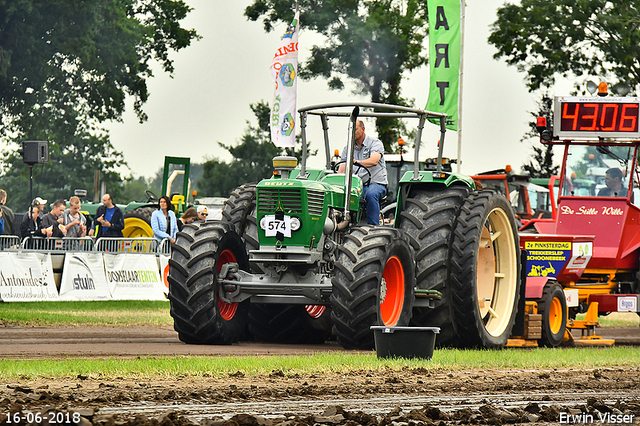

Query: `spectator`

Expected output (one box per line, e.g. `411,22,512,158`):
0,208,4,235
61,196,87,237
0,189,16,236
196,205,208,222
21,197,48,223
151,195,178,244
18,198,47,239
89,193,125,238
41,199,67,238
20,203,45,239
177,207,198,231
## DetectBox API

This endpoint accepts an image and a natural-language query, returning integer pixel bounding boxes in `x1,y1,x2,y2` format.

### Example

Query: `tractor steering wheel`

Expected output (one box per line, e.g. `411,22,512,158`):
145,190,159,203
332,160,372,187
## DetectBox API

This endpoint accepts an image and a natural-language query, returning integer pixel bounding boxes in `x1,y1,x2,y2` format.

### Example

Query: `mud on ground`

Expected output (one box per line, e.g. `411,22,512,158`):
2,366,639,425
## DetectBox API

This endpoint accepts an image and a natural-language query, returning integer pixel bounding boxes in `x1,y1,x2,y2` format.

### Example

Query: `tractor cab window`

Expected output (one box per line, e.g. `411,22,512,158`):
562,144,635,199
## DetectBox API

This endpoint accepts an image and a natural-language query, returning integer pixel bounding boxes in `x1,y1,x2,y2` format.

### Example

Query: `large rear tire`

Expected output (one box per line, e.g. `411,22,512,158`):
396,187,470,345
249,304,332,344
331,226,415,350
168,221,249,344
536,280,567,347
450,190,521,348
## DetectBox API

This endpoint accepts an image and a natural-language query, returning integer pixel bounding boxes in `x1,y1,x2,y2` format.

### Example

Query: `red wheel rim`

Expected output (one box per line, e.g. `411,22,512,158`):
217,249,239,321
380,255,405,326
305,305,326,318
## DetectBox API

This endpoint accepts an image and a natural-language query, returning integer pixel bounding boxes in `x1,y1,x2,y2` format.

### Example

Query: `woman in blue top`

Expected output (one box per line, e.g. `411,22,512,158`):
151,195,178,244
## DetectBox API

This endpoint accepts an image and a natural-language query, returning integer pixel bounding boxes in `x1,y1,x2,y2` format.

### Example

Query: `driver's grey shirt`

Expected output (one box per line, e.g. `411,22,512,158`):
341,135,388,185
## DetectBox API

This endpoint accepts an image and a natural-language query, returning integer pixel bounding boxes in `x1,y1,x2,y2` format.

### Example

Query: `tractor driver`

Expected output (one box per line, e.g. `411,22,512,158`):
598,167,627,197
338,119,388,225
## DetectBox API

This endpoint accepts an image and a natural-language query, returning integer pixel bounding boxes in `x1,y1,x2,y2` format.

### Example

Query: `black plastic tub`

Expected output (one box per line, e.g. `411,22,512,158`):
370,326,440,359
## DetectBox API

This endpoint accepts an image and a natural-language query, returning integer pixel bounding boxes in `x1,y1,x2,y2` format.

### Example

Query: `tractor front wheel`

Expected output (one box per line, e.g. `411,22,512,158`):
536,281,567,347
331,226,415,349
168,222,249,344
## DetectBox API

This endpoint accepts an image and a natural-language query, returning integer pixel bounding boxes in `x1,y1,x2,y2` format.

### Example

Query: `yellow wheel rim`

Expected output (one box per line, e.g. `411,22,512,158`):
123,217,153,238
476,207,518,337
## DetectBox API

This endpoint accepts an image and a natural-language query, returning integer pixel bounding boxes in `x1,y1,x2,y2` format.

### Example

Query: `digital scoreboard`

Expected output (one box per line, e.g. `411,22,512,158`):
554,96,640,138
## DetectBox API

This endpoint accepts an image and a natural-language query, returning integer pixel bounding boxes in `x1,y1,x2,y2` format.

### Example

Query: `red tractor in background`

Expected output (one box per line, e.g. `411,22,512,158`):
512,86,640,347
470,167,554,231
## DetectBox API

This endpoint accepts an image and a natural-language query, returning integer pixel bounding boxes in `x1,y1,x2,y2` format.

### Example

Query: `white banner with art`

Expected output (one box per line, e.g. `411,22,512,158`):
270,10,299,148
104,253,166,300
0,252,59,301
59,252,111,301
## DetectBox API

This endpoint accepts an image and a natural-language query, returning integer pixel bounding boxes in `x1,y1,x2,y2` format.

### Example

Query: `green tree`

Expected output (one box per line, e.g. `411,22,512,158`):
0,129,127,211
198,101,312,197
245,0,429,151
521,96,559,178
488,1,640,92
0,0,199,210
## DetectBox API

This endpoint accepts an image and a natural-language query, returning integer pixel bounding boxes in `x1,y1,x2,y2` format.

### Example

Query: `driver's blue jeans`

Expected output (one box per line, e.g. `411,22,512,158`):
362,183,387,225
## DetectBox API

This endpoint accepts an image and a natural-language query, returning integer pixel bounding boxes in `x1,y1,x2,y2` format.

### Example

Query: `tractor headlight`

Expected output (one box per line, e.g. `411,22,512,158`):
290,217,301,231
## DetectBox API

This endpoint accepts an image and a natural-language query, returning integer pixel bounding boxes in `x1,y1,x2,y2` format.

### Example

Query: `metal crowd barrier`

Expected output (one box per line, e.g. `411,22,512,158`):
1,236,170,255
95,237,159,254
0,235,20,250
158,238,172,256
18,237,95,251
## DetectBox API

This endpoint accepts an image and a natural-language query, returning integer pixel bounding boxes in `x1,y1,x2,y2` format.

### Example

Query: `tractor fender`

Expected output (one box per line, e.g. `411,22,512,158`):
525,276,550,299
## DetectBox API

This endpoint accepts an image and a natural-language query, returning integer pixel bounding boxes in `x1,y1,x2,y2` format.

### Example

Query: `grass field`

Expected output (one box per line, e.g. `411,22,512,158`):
0,301,173,326
1,346,639,380
0,301,638,380
1,301,637,328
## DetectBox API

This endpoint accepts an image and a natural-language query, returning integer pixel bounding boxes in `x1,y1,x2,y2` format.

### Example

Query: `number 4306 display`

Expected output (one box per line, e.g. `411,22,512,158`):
554,96,640,138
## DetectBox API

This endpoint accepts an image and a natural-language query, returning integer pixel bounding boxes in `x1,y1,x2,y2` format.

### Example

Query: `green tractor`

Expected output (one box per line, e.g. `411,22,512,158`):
167,103,521,349
79,157,191,238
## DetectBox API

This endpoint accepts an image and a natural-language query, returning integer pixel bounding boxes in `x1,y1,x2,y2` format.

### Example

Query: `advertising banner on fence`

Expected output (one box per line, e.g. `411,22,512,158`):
0,252,59,301
104,253,166,300
159,255,170,296
59,252,111,301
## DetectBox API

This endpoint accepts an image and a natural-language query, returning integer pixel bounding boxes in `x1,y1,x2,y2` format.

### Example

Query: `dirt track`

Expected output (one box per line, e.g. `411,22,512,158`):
0,325,638,359
1,325,640,425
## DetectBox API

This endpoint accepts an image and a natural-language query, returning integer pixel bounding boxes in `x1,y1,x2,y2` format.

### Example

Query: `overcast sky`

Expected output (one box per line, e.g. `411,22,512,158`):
104,0,548,180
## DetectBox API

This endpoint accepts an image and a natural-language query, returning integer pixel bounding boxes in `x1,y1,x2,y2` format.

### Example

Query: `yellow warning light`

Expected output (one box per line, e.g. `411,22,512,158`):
505,164,512,173
334,149,340,156
398,138,405,146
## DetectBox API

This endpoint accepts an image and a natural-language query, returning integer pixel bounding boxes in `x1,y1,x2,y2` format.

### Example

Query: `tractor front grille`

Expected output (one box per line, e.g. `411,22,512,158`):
307,190,325,216
258,188,325,216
